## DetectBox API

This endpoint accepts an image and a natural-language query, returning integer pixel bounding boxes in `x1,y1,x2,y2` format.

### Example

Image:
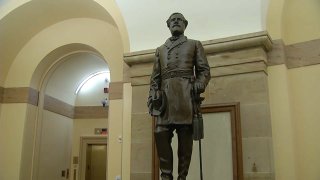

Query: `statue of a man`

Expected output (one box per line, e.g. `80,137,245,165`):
148,13,211,180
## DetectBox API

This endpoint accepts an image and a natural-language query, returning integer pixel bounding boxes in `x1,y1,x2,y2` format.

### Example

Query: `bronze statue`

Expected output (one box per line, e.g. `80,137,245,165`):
148,13,211,180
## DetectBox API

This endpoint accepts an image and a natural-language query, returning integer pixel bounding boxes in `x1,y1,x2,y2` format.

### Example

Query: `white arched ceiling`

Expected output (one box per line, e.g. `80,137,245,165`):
116,0,270,51
44,52,108,105
30,43,101,90
0,0,129,86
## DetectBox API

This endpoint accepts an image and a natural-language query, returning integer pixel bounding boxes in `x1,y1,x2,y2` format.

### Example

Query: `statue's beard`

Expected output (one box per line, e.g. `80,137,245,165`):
171,29,184,36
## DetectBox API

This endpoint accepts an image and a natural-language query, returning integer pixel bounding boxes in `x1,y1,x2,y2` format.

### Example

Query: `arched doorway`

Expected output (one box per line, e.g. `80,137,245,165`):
21,47,111,180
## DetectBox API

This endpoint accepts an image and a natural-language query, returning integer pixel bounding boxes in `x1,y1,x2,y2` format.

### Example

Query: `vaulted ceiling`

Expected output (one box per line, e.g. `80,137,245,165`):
116,0,269,51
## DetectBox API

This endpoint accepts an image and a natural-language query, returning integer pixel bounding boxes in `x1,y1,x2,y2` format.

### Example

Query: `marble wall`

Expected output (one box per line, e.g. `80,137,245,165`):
124,32,274,180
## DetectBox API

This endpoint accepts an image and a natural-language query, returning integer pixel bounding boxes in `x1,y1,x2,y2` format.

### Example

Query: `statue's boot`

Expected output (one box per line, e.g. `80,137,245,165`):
177,126,193,180
154,130,174,180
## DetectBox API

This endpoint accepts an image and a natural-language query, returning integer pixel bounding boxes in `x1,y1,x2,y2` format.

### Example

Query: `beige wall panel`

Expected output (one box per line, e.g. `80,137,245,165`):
266,0,286,39
109,82,123,100
0,104,28,180
131,85,149,113
207,48,267,67
240,103,272,138
211,61,267,77
44,95,74,118
131,142,153,173
242,137,274,173
129,62,154,77
131,113,152,143
131,76,150,86
207,72,269,105
74,106,108,119
282,0,320,45
288,64,320,180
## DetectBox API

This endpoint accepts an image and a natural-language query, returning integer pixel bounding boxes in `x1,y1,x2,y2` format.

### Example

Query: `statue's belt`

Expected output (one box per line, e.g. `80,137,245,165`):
162,70,194,80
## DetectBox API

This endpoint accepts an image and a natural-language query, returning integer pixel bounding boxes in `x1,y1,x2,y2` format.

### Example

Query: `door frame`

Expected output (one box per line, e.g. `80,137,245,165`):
79,135,108,180
152,102,243,180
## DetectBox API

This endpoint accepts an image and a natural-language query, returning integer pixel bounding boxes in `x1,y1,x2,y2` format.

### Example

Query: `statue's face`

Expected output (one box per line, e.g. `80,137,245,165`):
168,14,186,36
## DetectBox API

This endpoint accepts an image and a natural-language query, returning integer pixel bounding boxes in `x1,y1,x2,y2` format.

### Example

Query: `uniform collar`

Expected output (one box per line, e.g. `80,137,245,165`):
164,35,187,50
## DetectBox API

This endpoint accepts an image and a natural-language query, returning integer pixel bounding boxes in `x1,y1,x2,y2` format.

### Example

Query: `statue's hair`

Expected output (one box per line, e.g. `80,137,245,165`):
166,12,188,28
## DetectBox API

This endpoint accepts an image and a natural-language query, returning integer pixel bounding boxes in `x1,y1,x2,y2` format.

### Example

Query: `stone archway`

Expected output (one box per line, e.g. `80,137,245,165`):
0,2,128,179
19,44,109,180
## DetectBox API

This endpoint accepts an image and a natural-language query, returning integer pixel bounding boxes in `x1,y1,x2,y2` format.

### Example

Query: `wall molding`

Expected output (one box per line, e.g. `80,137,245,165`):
0,86,3,103
1,87,38,106
43,95,108,119
0,87,108,119
44,95,74,118
74,106,108,119
268,38,320,69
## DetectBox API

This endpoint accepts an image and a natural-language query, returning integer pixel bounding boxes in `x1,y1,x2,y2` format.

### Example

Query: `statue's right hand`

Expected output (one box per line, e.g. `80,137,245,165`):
193,81,205,94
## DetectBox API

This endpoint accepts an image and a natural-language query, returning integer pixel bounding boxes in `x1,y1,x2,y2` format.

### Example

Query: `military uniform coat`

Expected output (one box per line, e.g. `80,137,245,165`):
149,35,211,125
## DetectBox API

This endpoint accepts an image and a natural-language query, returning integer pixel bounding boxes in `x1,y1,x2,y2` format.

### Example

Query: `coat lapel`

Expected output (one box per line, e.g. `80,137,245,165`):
164,36,187,52
164,39,172,50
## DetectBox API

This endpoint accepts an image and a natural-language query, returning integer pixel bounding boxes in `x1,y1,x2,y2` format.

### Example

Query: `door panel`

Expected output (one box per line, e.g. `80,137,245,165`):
85,144,107,180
